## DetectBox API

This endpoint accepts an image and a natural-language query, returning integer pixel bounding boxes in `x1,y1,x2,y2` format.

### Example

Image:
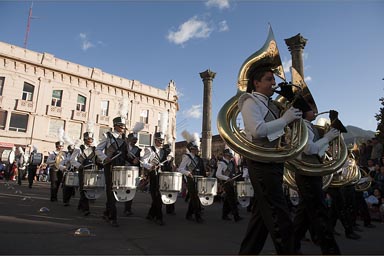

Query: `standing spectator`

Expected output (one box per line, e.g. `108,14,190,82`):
358,143,368,167
371,138,383,165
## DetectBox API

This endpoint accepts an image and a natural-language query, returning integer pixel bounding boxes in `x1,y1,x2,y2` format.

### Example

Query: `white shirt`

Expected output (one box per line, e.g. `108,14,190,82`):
216,158,231,181
141,145,161,170
178,153,197,176
238,92,286,142
95,130,124,162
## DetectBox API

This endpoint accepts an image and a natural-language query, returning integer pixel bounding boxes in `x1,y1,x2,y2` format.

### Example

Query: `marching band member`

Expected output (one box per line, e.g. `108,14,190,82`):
71,131,99,216
178,130,206,223
162,143,177,215
62,145,76,206
15,147,26,186
123,130,142,216
216,148,243,222
291,101,341,254
95,116,128,227
46,141,66,202
141,131,166,226
27,146,39,188
238,65,302,254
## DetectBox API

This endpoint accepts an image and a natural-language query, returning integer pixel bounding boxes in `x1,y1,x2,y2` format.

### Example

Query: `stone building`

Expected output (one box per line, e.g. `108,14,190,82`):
0,41,178,159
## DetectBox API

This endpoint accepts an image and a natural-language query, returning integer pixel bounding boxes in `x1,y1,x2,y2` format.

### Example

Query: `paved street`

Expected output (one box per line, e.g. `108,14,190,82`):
0,179,383,255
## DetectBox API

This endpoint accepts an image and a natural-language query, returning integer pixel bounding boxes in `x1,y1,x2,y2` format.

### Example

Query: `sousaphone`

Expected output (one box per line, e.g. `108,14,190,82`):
217,25,308,163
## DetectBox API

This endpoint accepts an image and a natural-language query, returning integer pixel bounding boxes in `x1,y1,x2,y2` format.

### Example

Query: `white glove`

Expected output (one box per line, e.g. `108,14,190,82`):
323,128,340,142
281,107,302,124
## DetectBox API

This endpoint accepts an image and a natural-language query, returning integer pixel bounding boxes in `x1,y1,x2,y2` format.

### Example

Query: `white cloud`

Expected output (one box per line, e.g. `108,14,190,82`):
79,33,94,51
282,59,292,74
205,0,230,10
218,20,229,32
167,16,212,45
304,76,312,82
183,105,202,119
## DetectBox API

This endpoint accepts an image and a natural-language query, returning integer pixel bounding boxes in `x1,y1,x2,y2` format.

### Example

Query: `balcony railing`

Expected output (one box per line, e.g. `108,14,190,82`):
72,110,87,122
46,105,63,118
16,99,34,112
97,114,110,125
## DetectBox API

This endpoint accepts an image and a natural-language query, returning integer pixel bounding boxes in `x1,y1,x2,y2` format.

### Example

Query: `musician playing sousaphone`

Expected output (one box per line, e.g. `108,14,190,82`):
71,131,100,216
123,122,144,217
177,130,206,224
95,116,128,227
216,148,243,222
46,141,66,202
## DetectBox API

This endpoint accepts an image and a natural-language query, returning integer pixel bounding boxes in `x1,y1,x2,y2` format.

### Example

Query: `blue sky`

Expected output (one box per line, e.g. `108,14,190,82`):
1,0,383,142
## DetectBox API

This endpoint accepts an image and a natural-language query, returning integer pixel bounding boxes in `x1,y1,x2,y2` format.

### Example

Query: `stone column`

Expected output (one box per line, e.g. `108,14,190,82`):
199,69,216,160
284,34,307,78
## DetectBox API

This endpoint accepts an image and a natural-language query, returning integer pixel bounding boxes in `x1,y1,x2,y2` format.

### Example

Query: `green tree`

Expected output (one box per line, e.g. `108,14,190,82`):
374,97,384,143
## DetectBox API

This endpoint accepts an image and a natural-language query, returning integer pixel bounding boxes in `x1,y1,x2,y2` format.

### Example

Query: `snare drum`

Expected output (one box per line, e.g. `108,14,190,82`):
159,172,183,204
30,153,43,165
64,172,79,187
235,181,254,198
1,150,15,165
84,170,105,189
195,177,217,206
112,166,139,202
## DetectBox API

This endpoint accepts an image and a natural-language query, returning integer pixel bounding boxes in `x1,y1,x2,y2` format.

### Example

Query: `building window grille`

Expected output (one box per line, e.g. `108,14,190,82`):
9,113,28,132
77,95,86,112
140,109,149,124
138,133,150,147
101,100,109,116
0,110,7,130
22,82,34,101
99,126,111,141
51,90,63,107
48,119,64,136
0,77,5,96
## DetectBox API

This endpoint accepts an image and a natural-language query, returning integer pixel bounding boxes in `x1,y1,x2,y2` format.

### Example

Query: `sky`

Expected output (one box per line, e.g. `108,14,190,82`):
1,0,383,142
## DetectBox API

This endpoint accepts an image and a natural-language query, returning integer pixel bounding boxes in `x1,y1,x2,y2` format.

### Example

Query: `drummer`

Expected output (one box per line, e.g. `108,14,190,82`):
62,145,76,206
141,131,167,226
71,132,99,216
216,148,243,222
95,116,128,227
123,131,142,216
177,136,206,223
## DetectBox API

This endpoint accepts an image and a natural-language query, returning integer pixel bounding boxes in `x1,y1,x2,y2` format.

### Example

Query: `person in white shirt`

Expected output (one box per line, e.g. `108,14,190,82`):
46,141,66,202
238,65,302,255
216,148,243,222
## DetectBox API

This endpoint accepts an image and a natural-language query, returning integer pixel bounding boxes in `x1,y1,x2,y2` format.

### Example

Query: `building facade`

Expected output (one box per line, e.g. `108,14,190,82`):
0,41,178,159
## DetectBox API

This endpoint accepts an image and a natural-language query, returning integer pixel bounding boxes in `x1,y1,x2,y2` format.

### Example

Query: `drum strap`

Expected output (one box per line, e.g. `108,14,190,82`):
151,146,161,171
186,154,201,176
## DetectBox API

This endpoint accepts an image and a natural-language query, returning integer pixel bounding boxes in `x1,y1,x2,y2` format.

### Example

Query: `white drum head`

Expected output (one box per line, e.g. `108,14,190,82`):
113,188,136,202
161,192,178,204
238,197,250,208
199,195,214,206
84,189,103,200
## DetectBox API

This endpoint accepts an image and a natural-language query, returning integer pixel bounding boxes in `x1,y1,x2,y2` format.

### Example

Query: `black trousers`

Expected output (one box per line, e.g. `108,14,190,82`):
78,168,90,212
327,187,355,235
148,170,163,221
50,170,63,201
354,190,371,225
186,176,202,219
222,181,240,218
103,165,117,220
27,165,37,187
293,174,340,254
239,160,293,255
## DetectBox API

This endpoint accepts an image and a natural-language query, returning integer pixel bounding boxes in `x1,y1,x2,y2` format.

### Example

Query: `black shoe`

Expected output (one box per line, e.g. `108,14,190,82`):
83,210,90,216
102,214,109,221
110,220,119,227
64,202,69,207
146,215,154,221
353,226,364,232
50,198,57,202
154,219,165,226
222,216,232,221
196,217,205,223
167,212,176,215
28,185,32,188
186,215,194,221
124,210,133,216
346,232,361,240
234,216,243,222
364,223,376,228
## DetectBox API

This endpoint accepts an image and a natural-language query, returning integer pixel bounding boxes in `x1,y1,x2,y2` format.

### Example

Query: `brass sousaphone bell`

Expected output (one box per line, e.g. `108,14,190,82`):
217,26,308,163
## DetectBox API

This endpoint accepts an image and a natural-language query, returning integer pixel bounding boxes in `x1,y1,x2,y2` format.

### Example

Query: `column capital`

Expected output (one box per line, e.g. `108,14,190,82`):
199,69,216,80
284,33,308,52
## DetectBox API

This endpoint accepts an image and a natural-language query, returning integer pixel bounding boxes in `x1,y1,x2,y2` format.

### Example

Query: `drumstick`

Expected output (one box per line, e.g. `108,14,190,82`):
224,173,243,184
